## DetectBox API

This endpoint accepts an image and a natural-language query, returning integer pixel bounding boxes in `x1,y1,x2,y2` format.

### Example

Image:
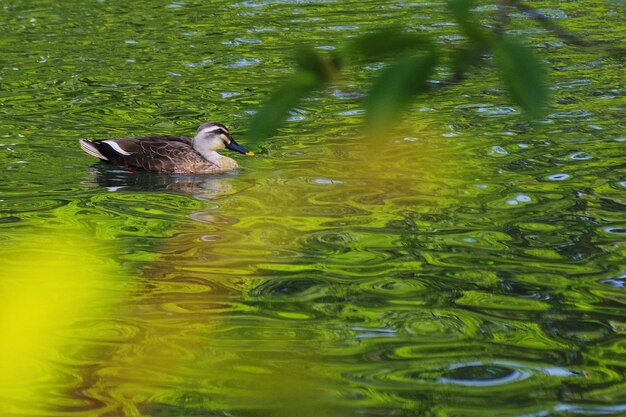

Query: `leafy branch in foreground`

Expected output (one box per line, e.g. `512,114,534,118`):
244,0,618,142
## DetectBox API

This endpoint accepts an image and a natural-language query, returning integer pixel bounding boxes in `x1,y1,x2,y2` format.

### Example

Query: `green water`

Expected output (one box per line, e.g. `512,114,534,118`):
1,1,625,416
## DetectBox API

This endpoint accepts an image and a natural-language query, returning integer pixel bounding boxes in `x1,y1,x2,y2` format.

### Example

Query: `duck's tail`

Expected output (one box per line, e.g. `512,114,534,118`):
79,139,109,161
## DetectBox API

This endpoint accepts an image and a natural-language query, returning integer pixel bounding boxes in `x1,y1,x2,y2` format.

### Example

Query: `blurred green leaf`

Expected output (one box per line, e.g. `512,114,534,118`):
349,27,435,62
493,39,549,119
446,0,489,44
295,46,342,83
447,0,472,24
245,71,322,143
366,53,437,131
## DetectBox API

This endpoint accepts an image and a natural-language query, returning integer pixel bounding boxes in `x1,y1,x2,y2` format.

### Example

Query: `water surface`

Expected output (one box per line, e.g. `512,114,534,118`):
1,1,625,416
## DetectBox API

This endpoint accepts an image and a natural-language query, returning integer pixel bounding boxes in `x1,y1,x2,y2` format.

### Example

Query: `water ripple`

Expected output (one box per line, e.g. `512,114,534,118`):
1,0,625,416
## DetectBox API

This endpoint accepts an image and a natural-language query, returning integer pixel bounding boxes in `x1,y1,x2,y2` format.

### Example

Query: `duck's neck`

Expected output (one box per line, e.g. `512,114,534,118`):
193,139,239,170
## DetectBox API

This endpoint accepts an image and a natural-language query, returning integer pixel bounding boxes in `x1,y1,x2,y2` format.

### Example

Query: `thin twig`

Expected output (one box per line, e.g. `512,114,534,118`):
508,0,598,47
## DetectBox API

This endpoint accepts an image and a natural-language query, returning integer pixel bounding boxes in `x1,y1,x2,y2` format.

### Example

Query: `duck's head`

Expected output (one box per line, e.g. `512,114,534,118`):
193,122,254,156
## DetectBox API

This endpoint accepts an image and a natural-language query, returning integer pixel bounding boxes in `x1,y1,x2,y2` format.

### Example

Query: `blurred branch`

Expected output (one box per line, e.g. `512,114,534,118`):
508,0,598,47
244,0,620,142
509,0,625,58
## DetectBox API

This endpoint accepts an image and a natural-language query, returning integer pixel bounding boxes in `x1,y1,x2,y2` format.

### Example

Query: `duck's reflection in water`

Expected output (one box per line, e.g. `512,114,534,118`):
87,165,235,200
84,164,334,417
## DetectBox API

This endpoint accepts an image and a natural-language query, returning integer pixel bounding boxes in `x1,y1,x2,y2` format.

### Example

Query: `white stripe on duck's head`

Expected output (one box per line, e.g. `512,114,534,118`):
193,122,254,156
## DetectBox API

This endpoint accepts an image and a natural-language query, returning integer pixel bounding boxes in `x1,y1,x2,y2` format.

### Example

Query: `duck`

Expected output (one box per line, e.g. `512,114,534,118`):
79,122,254,174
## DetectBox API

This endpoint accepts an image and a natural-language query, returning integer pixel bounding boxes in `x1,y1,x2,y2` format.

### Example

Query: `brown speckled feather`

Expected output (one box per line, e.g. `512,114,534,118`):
83,136,224,174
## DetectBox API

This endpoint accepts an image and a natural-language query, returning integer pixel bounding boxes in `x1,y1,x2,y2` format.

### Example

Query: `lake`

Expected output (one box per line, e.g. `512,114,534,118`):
0,0,625,416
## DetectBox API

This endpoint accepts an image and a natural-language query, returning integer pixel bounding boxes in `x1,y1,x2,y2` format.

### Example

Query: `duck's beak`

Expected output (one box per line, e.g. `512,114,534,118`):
226,139,255,156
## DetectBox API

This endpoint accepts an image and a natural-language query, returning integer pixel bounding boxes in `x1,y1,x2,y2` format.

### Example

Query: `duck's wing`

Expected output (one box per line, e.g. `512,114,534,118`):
80,136,209,173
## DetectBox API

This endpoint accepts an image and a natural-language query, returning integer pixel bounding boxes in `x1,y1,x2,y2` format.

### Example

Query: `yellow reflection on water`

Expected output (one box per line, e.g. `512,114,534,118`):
0,231,116,414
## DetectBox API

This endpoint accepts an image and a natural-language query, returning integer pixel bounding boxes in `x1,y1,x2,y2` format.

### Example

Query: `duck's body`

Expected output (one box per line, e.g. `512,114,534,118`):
79,122,253,174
